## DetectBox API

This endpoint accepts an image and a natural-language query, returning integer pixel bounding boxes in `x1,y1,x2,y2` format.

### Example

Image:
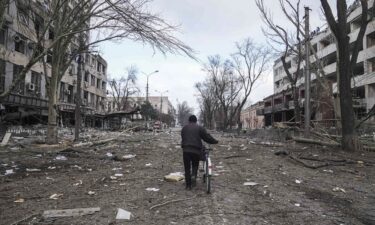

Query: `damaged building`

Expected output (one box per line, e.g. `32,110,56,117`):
0,0,108,127
256,0,375,127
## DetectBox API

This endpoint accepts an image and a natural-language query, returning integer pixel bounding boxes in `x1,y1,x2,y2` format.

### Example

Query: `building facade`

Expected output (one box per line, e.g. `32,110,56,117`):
240,102,264,129
260,0,375,126
0,0,108,126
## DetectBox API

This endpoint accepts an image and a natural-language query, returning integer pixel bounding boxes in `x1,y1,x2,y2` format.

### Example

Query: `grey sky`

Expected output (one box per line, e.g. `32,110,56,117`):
99,0,336,113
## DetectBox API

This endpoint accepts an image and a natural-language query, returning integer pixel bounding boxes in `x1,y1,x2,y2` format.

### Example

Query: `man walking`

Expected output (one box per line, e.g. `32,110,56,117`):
181,115,218,190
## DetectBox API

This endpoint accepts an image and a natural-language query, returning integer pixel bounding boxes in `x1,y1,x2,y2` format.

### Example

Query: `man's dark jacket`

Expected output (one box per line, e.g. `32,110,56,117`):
181,123,218,155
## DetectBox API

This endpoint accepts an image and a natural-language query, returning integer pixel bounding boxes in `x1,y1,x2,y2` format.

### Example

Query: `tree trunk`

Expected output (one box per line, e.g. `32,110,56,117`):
337,35,358,151
74,54,83,141
293,86,301,124
47,77,58,144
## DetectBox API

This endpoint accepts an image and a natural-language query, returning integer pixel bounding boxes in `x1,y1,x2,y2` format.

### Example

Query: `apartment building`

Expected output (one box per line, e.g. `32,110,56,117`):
106,96,175,115
0,0,108,126
260,0,375,126
240,101,264,129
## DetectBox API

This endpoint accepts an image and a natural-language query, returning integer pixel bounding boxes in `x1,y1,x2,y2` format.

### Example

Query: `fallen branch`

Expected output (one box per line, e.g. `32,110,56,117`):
292,137,340,147
150,195,197,210
224,155,249,159
9,213,38,225
289,155,331,169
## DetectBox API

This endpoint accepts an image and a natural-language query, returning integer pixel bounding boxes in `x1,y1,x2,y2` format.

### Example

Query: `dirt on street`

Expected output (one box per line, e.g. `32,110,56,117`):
0,129,375,225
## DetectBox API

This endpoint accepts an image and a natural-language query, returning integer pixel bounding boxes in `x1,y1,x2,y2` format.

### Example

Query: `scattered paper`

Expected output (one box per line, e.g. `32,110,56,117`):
116,208,132,220
243,182,258,186
49,193,63,200
5,169,14,175
55,155,67,161
294,203,301,207
295,179,302,184
332,187,346,193
145,163,152,167
146,188,160,192
122,154,136,159
114,173,123,177
26,168,41,172
14,198,25,203
87,191,95,195
106,152,113,157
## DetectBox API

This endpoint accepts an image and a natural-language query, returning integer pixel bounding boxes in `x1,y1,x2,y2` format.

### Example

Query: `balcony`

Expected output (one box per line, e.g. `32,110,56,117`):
2,93,48,109
264,106,273,114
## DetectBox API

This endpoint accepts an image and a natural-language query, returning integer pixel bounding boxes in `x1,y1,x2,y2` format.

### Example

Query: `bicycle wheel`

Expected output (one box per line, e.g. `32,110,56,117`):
205,160,211,194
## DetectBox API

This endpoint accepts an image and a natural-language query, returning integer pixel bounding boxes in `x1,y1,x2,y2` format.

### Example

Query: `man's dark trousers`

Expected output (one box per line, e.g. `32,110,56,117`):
183,152,200,188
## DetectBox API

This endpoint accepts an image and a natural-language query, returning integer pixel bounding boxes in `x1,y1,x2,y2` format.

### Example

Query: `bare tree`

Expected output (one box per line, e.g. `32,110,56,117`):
320,0,375,151
177,101,193,126
108,66,139,112
1,0,195,144
195,79,218,129
232,38,272,133
203,55,241,130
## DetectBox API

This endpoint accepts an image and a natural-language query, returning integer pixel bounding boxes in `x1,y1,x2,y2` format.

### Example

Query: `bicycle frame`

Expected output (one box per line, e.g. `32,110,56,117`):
204,150,212,176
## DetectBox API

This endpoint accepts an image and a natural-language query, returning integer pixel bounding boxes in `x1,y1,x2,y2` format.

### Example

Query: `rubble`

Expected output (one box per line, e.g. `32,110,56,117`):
43,207,101,218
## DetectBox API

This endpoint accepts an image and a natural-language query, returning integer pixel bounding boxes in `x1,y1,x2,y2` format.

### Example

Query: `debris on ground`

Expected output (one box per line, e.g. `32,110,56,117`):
332,187,346,193
116,208,132,220
43,207,101,218
146,188,160,192
1,132,12,146
49,193,63,200
164,172,184,182
243,182,258,186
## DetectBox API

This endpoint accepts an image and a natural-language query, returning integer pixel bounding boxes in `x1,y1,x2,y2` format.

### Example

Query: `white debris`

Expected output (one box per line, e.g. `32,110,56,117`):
112,167,122,171
73,180,83,186
48,166,56,170
323,169,334,173
14,198,25,203
216,165,224,169
5,169,14,175
246,159,253,161
164,172,184,182
146,188,160,192
145,163,152,167
49,193,63,200
122,154,136,159
243,182,258,186
55,155,67,161
110,176,117,180
87,191,96,195
294,203,301,207
26,168,41,172
295,179,302,184
106,152,113,157
114,173,123,177
332,187,346,193
116,208,132,220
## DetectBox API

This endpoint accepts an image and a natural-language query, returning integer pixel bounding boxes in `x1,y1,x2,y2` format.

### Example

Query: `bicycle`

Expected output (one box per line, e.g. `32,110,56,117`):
202,146,213,194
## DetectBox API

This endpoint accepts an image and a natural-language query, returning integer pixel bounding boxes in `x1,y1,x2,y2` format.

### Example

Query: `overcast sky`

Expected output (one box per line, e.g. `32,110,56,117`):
99,0,335,113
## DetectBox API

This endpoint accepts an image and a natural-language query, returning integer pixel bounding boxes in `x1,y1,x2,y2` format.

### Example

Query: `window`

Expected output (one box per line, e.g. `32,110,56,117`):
0,60,5,93
13,64,25,95
14,34,26,54
102,81,106,90
367,31,375,48
48,29,54,40
31,71,41,97
91,75,95,86
96,79,101,89
46,50,52,64
84,71,89,82
59,82,65,101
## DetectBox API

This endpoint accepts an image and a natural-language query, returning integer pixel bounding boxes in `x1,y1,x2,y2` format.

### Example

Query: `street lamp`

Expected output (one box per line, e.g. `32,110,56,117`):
155,89,168,114
142,70,159,102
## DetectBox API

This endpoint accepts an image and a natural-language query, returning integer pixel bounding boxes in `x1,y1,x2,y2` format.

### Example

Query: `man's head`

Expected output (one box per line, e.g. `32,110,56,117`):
188,115,197,123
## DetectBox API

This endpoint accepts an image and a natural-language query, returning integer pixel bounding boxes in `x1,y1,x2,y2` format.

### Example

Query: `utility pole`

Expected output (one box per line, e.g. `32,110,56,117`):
304,6,311,137
143,70,159,102
155,89,168,118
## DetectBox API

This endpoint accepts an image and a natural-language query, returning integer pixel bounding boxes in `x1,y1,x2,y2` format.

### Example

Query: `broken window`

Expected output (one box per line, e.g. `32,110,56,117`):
84,71,89,82
14,33,26,54
91,75,95,86
12,64,25,95
96,78,101,89
102,81,106,90
367,31,375,48
368,57,375,72
0,59,5,93
59,82,65,102
30,71,41,97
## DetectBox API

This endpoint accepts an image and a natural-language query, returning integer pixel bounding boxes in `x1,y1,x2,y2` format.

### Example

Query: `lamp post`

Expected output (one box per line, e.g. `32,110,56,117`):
155,89,168,115
142,70,159,103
